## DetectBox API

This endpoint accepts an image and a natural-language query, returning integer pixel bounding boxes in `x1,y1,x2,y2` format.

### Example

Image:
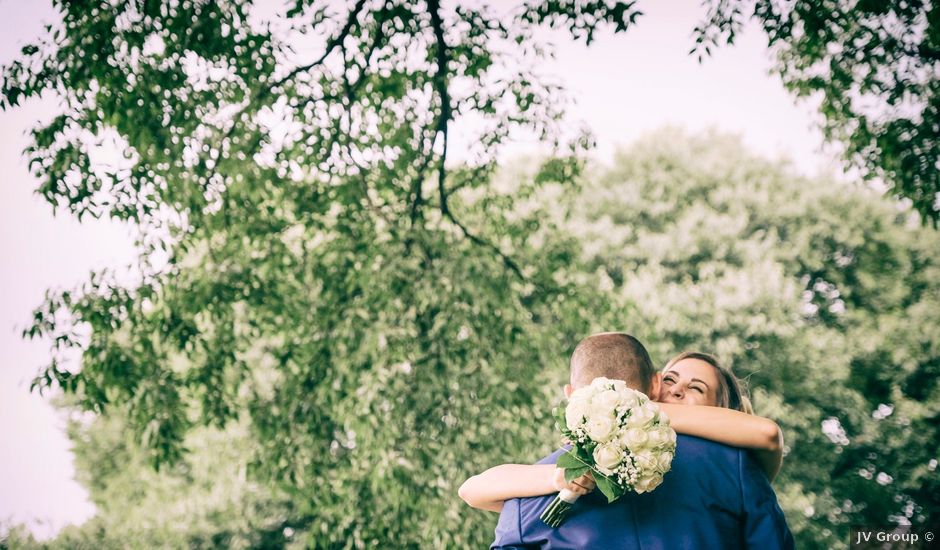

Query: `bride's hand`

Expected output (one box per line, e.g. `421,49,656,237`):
552,467,596,496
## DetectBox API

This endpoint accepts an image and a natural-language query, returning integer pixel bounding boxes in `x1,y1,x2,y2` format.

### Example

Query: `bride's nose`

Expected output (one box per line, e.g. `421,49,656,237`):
669,385,684,399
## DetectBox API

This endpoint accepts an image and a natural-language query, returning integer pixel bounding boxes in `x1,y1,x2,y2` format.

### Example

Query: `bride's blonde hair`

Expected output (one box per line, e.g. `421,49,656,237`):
663,351,753,414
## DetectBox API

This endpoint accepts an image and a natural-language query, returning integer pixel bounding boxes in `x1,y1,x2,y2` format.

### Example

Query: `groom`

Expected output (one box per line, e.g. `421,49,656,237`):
491,332,795,549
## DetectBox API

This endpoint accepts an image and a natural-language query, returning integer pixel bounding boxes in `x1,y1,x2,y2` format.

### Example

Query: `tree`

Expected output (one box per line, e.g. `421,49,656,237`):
2,1,637,546
693,0,940,224
562,129,940,548
3,1,937,547
2,408,299,549
6,126,937,548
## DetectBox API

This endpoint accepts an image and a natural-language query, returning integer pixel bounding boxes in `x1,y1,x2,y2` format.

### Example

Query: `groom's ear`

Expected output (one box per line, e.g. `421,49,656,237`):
563,383,573,399
648,373,662,400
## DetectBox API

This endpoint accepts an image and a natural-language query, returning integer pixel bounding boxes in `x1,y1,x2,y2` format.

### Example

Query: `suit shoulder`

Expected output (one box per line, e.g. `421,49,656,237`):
534,446,568,465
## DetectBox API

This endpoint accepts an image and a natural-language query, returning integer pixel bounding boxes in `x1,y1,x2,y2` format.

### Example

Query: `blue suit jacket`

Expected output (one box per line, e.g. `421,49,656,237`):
491,435,795,550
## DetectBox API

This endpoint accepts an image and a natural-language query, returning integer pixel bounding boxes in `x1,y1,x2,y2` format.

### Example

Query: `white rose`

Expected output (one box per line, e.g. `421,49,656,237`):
618,390,639,409
645,428,664,448
590,376,612,388
647,475,664,492
593,443,622,474
663,427,677,448
565,399,590,431
592,389,622,411
633,450,658,473
585,414,616,442
587,396,618,423
646,426,673,448
569,386,594,405
635,473,663,493
656,451,674,473
622,427,649,452
627,405,655,428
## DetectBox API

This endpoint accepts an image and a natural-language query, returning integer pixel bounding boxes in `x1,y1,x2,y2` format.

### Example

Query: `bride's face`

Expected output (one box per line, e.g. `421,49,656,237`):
659,358,720,407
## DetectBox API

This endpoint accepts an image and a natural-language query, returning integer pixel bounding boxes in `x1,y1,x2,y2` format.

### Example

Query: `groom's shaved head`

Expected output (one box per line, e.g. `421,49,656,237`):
570,332,656,393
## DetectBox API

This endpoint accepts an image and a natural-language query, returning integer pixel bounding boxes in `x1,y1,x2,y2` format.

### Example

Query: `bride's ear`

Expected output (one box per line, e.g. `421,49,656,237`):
563,383,573,399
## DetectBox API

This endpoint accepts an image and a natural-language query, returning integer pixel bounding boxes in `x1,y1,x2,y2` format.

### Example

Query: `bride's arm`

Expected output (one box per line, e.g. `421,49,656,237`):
458,464,556,512
458,464,594,512
657,403,784,481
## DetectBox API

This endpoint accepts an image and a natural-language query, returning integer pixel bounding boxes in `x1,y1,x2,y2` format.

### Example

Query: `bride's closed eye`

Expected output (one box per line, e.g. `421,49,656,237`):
664,374,705,394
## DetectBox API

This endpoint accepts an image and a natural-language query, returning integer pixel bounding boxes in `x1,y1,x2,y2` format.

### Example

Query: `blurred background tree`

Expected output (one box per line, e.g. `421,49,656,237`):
693,0,940,224
556,129,940,548
1,0,937,549
1,0,635,547
3,409,299,549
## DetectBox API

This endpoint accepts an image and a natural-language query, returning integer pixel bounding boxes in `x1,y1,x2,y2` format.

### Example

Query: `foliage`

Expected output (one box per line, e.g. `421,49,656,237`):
561,129,940,549
1,1,637,547
693,0,940,224
3,409,298,549
2,1,938,548
5,126,938,548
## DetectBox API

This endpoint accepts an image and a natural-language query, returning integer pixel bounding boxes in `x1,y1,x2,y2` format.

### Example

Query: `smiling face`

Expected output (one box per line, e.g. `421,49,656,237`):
659,358,720,407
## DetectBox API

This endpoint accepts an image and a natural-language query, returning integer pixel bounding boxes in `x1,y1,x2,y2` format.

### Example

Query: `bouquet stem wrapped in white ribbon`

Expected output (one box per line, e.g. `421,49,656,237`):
540,377,677,528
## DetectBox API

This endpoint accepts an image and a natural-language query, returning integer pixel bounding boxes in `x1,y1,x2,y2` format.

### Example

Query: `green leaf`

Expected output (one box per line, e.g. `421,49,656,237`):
556,450,583,470
576,444,594,461
593,473,619,503
553,405,568,432
564,465,590,483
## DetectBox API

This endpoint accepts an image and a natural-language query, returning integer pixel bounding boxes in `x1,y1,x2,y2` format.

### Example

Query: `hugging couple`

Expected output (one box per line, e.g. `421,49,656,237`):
459,332,796,549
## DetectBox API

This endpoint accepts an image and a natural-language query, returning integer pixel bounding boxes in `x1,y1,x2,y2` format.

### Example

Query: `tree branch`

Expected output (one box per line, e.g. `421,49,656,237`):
408,142,434,227
216,0,369,148
425,0,524,281
274,0,369,90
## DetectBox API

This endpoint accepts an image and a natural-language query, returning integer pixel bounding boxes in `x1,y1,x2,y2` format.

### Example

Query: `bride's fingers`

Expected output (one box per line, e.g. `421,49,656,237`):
553,468,597,494
571,474,596,492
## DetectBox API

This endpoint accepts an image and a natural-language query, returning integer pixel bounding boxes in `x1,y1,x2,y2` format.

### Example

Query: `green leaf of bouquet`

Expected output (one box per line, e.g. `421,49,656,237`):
556,451,583,470
594,474,619,503
564,465,590,482
553,406,569,433
576,445,594,461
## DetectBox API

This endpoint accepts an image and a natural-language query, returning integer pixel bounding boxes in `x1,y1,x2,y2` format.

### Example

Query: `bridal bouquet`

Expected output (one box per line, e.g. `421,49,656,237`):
540,377,677,527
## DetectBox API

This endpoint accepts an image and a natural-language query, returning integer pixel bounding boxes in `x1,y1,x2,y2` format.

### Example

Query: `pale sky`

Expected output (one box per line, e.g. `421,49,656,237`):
0,0,835,539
